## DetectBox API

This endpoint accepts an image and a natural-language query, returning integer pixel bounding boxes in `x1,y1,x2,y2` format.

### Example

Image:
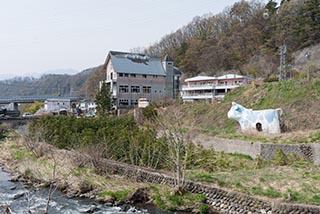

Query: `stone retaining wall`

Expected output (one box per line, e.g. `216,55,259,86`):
91,157,320,214
193,135,320,164
260,144,314,162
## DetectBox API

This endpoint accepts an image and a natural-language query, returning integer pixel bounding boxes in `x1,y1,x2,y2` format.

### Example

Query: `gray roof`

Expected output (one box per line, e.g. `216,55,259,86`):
163,54,173,62
173,67,181,76
109,51,166,76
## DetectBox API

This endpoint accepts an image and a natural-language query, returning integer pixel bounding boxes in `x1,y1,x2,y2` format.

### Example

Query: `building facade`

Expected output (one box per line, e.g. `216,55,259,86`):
181,74,252,103
102,51,181,109
78,100,96,113
44,98,71,114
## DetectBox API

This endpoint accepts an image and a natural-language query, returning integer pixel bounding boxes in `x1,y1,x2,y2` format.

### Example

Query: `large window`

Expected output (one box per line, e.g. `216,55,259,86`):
119,99,129,106
142,86,151,93
131,99,138,106
131,85,140,93
119,85,129,93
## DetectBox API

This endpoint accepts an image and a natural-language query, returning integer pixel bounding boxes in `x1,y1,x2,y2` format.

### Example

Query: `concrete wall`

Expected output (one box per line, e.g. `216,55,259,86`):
312,144,320,165
193,135,262,159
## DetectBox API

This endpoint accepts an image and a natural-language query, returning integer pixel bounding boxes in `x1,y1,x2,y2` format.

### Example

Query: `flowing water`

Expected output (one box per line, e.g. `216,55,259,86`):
0,167,188,214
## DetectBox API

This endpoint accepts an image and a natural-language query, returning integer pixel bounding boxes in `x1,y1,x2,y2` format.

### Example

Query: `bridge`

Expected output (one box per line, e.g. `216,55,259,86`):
0,95,82,113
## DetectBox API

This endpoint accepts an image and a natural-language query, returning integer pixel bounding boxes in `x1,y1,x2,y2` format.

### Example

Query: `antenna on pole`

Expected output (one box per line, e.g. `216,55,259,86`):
279,42,287,81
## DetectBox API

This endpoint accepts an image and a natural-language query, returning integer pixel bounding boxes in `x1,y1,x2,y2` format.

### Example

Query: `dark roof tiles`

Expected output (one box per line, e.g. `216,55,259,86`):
109,51,166,76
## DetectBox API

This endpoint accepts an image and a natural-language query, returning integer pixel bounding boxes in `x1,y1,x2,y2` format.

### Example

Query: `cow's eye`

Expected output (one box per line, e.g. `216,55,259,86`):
236,107,241,112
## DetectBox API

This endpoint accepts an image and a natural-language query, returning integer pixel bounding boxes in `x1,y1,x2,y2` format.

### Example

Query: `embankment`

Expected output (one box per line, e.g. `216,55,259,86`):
83,154,320,214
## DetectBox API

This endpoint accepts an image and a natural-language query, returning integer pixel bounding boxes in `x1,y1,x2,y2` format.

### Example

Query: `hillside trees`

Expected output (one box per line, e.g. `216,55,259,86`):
0,69,92,97
141,0,318,79
298,0,320,47
82,65,104,99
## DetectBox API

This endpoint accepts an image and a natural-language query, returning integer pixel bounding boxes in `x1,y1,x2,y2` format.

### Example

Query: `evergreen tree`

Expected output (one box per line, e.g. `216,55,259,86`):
265,0,278,15
300,0,320,45
95,81,112,117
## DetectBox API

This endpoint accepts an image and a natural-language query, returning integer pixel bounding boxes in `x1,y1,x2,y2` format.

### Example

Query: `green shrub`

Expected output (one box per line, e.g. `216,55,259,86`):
166,195,183,207
273,149,288,166
251,186,281,198
142,105,158,120
199,204,209,214
28,116,167,168
311,195,320,204
285,189,305,202
99,190,130,202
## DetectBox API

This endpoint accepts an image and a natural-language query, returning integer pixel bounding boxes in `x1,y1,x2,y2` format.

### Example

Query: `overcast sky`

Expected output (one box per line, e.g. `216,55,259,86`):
0,0,278,80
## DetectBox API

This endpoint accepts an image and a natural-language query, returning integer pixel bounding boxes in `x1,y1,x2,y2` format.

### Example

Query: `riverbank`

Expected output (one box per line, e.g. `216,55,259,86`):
0,166,151,214
0,136,208,213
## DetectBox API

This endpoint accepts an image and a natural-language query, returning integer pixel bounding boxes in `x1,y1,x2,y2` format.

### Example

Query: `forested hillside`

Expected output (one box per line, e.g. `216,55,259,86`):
0,65,103,98
142,0,320,79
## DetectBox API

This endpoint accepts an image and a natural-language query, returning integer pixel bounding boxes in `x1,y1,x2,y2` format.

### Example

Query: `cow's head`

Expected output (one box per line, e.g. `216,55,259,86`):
227,102,244,121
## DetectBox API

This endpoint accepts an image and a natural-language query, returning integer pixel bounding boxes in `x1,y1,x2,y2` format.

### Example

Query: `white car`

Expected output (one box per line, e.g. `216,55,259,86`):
22,112,33,118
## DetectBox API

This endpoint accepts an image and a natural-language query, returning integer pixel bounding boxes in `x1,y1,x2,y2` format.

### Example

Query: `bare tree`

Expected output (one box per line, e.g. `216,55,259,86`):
153,106,194,193
44,148,59,214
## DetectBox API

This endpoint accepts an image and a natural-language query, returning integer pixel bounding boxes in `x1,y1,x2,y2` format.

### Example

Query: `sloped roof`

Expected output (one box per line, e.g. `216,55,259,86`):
163,53,173,62
185,74,252,82
217,74,252,79
185,76,217,82
109,51,166,76
173,67,181,75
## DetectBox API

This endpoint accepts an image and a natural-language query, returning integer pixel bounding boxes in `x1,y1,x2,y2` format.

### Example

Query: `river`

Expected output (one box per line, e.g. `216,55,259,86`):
0,167,188,214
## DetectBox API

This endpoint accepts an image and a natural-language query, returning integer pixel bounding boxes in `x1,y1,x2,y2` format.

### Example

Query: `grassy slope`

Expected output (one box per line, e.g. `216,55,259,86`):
176,78,320,143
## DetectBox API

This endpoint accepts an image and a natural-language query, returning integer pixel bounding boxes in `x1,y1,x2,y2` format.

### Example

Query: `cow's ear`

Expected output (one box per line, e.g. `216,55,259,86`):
232,102,236,106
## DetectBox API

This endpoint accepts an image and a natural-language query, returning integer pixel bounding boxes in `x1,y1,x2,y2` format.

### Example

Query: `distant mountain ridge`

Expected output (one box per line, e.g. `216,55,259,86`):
0,66,102,98
0,68,79,81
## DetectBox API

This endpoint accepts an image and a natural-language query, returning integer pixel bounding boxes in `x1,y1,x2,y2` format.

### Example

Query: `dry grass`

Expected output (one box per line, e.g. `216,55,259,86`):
190,164,320,205
0,139,147,197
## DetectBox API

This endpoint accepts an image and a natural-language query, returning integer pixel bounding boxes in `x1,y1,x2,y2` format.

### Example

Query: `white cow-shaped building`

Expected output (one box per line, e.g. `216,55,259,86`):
227,102,282,134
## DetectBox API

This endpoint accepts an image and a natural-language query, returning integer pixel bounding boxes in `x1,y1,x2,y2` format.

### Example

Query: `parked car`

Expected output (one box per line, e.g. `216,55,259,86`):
22,112,33,118
86,111,95,117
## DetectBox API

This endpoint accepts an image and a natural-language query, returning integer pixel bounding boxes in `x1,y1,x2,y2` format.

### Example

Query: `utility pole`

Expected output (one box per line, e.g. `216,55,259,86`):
279,43,287,81
305,51,311,81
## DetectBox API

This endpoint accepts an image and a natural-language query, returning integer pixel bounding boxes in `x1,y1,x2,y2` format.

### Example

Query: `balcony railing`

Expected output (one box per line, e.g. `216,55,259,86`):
181,93,225,100
182,83,243,91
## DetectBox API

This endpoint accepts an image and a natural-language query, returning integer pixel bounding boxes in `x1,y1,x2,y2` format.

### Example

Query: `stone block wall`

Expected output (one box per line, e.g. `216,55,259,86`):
260,144,314,162
90,156,320,214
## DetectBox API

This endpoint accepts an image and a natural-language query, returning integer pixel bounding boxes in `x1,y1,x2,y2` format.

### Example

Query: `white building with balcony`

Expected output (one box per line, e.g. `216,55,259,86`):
181,74,252,103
